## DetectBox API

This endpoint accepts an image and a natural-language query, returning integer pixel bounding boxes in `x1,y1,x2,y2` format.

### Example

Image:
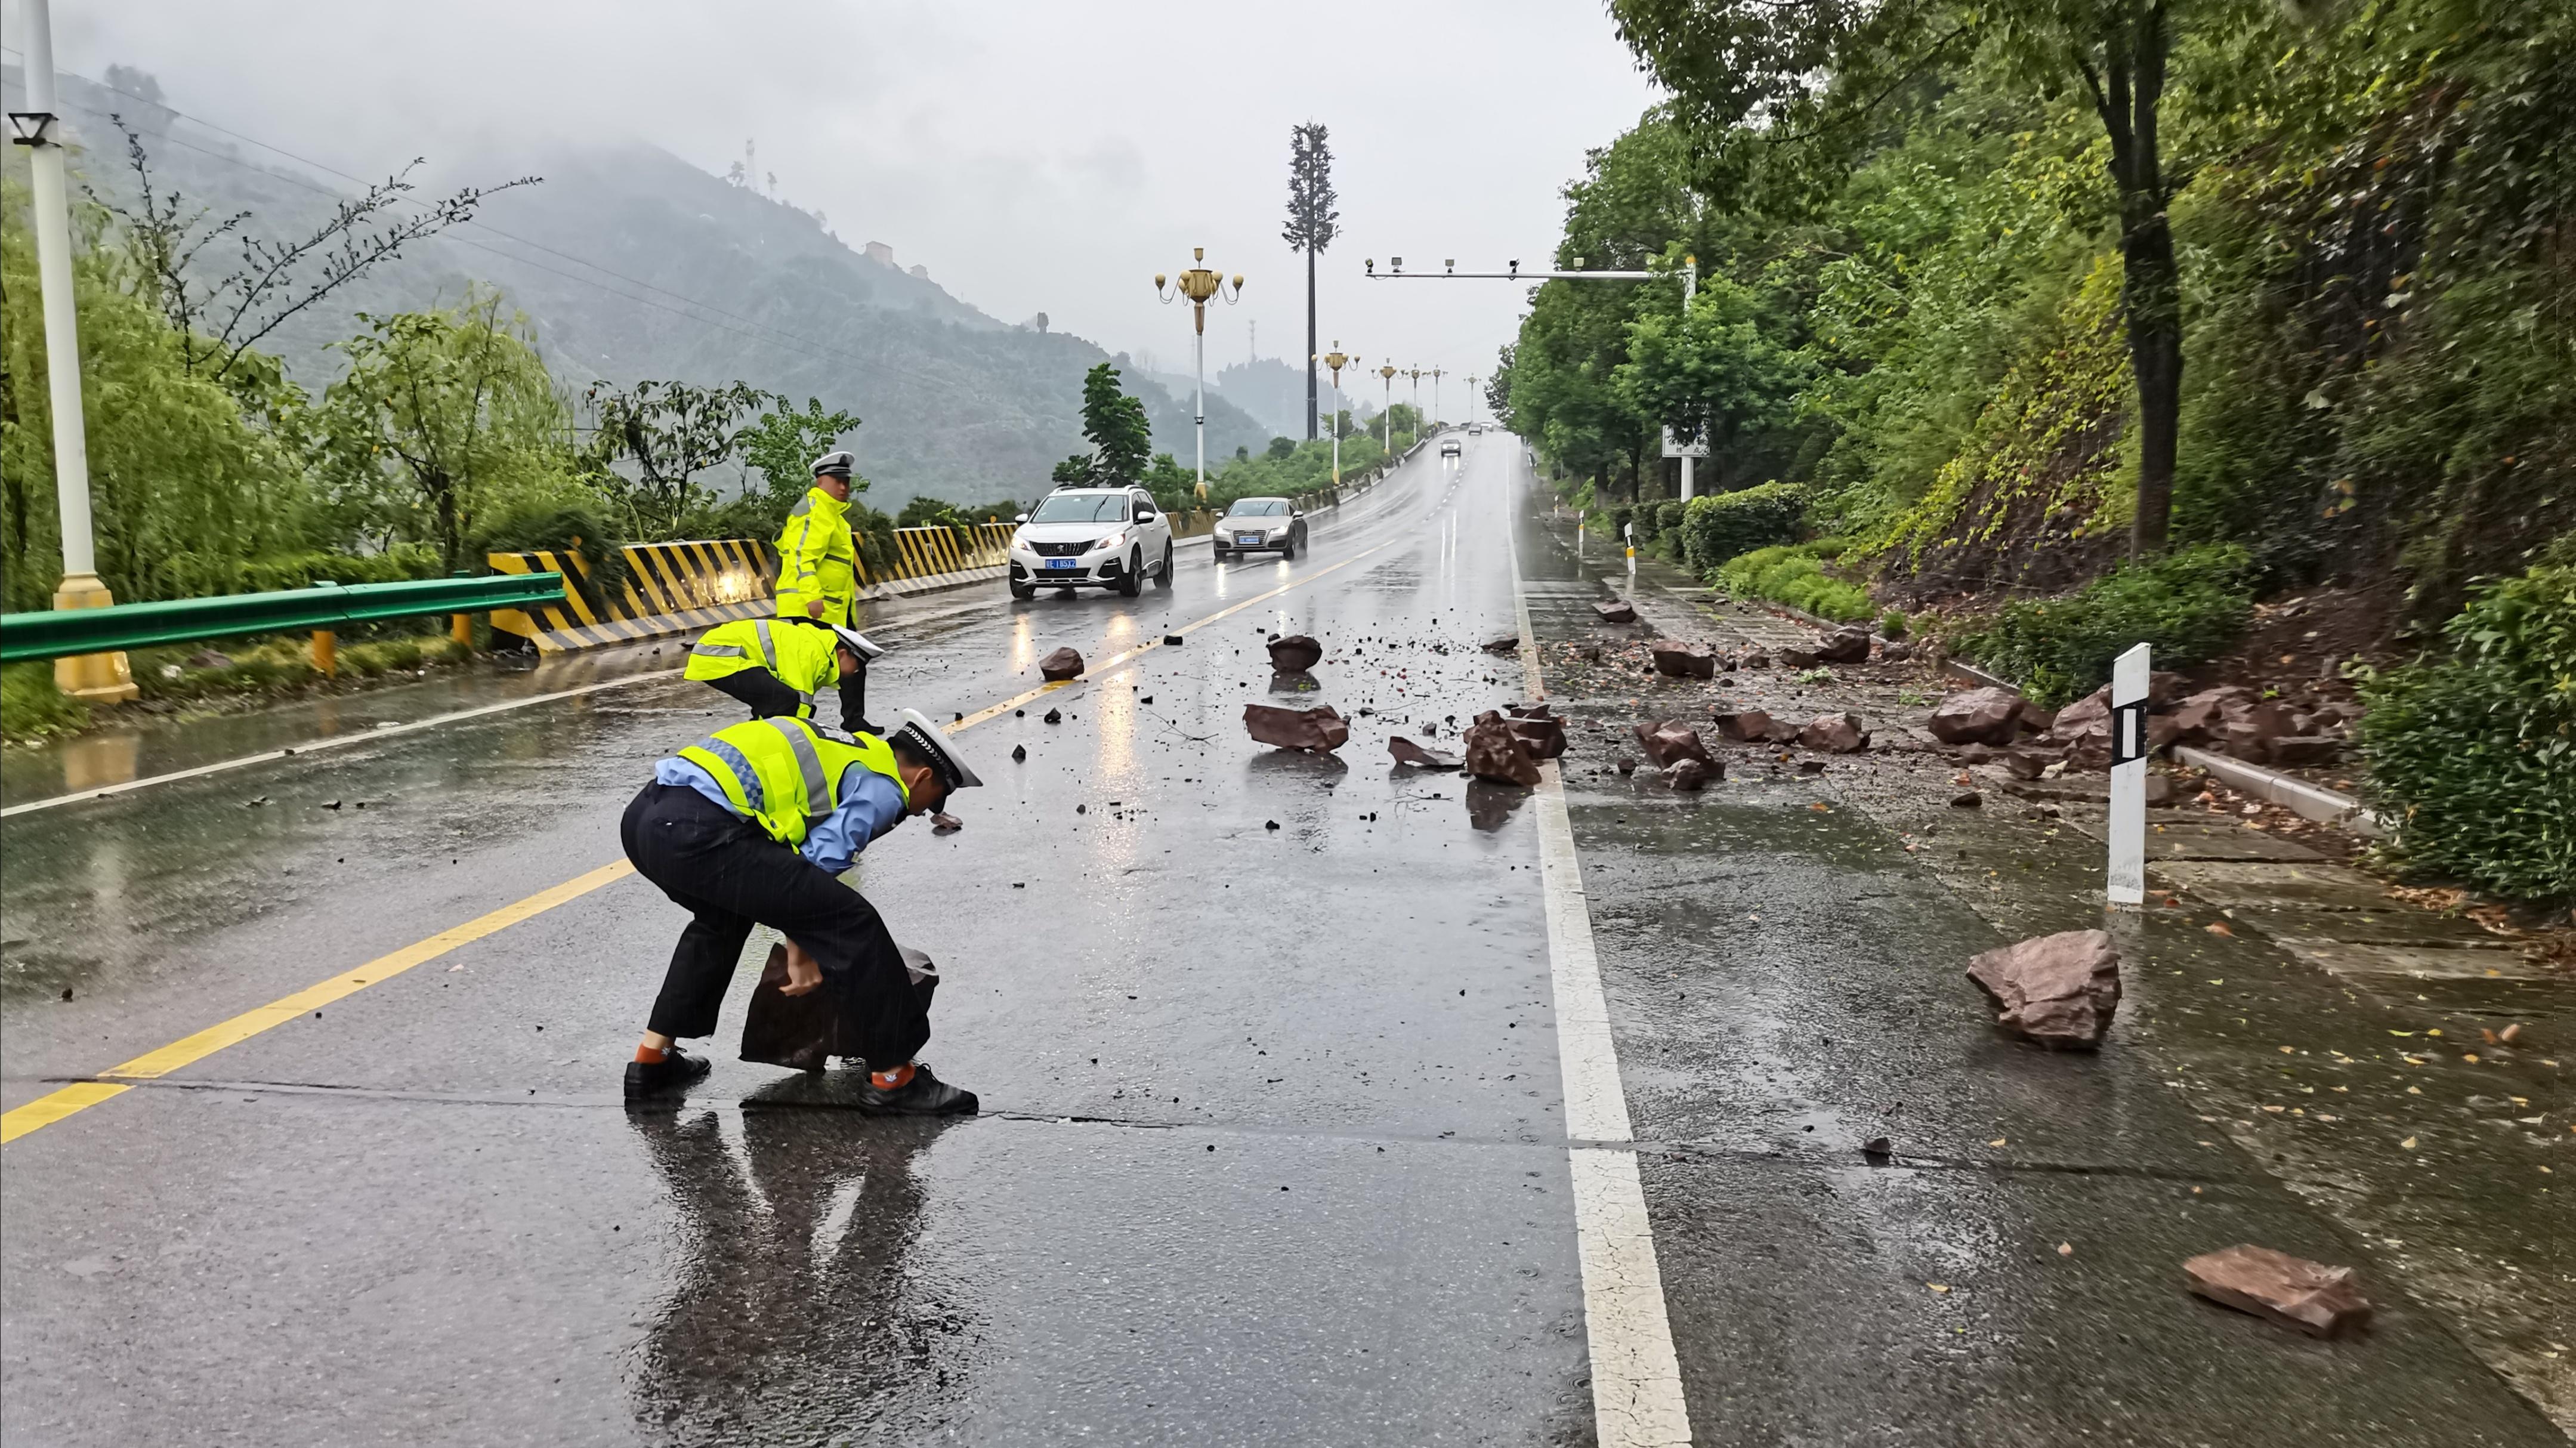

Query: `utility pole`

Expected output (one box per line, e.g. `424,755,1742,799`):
8,0,137,701
1430,367,1444,428
1678,255,1697,502
1156,249,1245,501
1322,344,1350,485
1406,367,1422,436
1466,373,1480,427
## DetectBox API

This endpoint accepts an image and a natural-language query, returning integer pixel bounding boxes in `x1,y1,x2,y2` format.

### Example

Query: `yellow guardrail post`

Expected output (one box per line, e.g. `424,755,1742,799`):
311,628,336,677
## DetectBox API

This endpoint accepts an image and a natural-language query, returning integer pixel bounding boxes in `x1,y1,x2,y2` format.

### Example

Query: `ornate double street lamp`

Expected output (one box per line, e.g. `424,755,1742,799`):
1377,363,1397,454
1154,248,1244,500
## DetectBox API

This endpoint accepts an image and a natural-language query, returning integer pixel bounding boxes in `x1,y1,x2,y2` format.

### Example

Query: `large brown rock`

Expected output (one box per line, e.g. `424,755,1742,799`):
1815,628,1873,665
1712,709,1772,743
1761,717,1803,745
1508,715,1568,759
1266,634,1324,672
1631,721,1715,768
1037,646,1085,681
1965,929,2121,1049
1243,703,1349,752
1778,646,1822,669
2183,1245,2373,1338
1388,736,1462,770
1929,686,2025,746
1799,712,1870,754
1650,642,1717,679
2266,735,2343,767
2003,745,2064,780
1463,711,1542,786
1593,600,1638,624
1665,758,1718,791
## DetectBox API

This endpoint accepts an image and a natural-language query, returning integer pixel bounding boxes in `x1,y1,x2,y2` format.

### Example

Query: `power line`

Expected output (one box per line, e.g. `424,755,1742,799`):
6,49,906,382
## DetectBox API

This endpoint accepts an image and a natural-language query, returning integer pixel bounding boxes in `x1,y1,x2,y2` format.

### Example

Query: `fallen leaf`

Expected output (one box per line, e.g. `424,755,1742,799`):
2401,1136,2419,1149
1988,1137,2007,1147
2206,921,2234,937
1927,1283,1951,1294
2057,1242,2074,1256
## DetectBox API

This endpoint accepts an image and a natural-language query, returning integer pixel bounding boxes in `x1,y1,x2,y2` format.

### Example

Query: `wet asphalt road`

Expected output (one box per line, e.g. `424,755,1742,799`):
2,437,2559,1446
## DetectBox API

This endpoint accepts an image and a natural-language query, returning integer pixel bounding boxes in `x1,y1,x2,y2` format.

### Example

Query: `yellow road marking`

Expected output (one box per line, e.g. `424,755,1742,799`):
5,510,1424,1145
1,862,634,1144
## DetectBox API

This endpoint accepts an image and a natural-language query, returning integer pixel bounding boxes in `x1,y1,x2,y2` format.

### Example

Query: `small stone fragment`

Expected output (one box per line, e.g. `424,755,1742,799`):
1860,1137,1892,1162
1631,721,1715,768
1243,703,1350,752
1951,791,1983,808
2183,1245,2373,1338
1463,711,1542,786
1712,710,1772,743
1163,634,1184,646
931,812,962,833
1741,652,1771,669
1011,743,1028,762
1929,686,2025,746
1815,628,1873,665
1264,820,1281,831
1038,646,1084,681
1666,758,1718,791
1965,929,2122,1049
1799,712,1870,754
1507,714,1568,759
1778,646,1822,669
1798,759,1827,775
1043,708,1062,725
1593,600,1638,624
1267,634,1324,672
1879,641,1914,663
1614,756,1636,776
1388,736,1463,770
1482,635,1520,654
1639,643,1708,680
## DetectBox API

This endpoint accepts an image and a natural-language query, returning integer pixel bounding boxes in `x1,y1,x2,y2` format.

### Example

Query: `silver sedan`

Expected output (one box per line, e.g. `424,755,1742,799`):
1210,497,1307,560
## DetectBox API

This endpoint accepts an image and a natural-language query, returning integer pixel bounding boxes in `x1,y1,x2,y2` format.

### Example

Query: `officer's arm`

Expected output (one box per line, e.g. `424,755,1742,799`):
784,511,825,613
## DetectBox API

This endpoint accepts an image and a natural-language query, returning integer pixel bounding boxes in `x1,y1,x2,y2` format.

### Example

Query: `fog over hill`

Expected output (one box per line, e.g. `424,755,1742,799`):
33,67,1271,508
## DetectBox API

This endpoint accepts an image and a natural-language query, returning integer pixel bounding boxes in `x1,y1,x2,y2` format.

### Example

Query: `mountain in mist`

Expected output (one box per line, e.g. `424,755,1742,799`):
1215,356,1315,441
29,66,1270,507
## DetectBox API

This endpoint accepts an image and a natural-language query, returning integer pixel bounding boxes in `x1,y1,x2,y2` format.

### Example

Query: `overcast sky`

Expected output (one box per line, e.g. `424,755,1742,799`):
41,0,1658,406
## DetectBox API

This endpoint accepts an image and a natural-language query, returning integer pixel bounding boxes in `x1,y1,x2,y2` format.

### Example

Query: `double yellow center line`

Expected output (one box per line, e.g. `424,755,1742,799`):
2,530,1412,1145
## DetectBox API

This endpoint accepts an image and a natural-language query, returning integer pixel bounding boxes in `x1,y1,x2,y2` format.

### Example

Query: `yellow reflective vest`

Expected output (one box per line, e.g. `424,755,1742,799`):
775,484,857,623
682,618,839,717
677,716,907,848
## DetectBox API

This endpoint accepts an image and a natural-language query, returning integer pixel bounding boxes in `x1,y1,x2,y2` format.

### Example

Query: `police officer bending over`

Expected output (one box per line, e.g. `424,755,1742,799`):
684,618,883,727
622,709,982,1113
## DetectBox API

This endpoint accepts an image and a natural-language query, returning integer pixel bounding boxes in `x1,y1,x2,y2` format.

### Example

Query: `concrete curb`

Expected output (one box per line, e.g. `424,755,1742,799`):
2173,744,2382,838
1940,657,2016,691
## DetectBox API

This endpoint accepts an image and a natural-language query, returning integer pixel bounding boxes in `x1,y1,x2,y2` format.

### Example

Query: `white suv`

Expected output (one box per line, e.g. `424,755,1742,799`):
1008,486,1175,599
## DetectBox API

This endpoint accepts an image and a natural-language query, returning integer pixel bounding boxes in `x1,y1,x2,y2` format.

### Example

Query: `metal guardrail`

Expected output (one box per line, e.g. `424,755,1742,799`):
0,573,568,663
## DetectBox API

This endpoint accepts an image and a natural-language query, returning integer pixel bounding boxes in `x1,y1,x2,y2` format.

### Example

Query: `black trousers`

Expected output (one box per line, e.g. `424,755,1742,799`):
620,783,928,1069
780,614,870,730
703,668,805,720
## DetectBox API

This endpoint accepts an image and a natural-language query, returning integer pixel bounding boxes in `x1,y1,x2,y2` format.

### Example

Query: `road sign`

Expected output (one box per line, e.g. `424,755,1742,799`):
1660,426,1707,459
2106,642,2151,906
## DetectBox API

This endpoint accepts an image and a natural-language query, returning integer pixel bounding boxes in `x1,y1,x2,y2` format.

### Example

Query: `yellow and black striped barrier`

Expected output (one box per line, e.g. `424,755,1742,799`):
487,522,1024,652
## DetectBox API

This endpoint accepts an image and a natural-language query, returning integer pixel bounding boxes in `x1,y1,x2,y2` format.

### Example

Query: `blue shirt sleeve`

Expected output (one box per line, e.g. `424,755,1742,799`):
653,755,743,816
799,767,908,875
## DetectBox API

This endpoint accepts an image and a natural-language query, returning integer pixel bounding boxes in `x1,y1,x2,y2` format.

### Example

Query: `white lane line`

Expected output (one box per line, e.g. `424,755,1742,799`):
1509,465,1694,1447
0,672,682,820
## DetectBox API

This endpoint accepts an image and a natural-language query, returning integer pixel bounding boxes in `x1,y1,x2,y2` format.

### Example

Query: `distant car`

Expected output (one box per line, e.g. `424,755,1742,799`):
1440,436,1463,458
1008,486,1174,599
1211,497,1305,560
1468,422,1486,435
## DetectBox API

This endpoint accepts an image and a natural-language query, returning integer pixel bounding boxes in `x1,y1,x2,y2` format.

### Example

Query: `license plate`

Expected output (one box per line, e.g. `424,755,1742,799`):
1236,534,1263,546
1043,558,1077,571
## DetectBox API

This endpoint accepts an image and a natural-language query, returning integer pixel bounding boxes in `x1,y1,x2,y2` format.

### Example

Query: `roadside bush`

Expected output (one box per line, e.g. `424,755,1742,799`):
0,663,89,743
1879,607,1910,639
2358,563,2576,906
467,499,634,615
1950,544,2255,706
1718,543,1876,622
155,547,444,598
1681,482,1808,573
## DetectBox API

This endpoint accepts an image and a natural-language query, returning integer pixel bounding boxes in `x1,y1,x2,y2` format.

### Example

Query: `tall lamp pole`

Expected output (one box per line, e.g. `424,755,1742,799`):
8,0,137,702
1465,373,1479,427
1322,344,1349,486
1429,366,1444,428
1377,364,1396,455
1155,248,1245,501
1406,367,1422,436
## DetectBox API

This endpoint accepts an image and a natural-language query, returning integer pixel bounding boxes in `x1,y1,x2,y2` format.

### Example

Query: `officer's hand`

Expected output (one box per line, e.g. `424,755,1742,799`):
780,941,824,996
805,599,824,619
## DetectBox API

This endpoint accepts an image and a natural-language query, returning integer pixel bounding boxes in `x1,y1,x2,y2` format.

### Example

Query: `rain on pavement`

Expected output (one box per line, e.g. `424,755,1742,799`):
2,437,2561,1446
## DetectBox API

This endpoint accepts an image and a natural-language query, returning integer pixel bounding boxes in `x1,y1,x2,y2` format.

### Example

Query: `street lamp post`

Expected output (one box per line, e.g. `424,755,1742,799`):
1406,367,1422,438
1465,373,1479,427
1377,364,1396,455
1154,248,1244,501
1429,367,1444,428
1322,344,1349,486
8,0,136,702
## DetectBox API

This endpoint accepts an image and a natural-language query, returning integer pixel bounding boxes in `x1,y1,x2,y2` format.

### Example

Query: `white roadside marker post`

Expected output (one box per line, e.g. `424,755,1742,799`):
2107,641,2152,906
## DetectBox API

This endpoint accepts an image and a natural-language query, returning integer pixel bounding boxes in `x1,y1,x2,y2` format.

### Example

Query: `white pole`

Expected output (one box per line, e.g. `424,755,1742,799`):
17,0,137,702
1679,257,1698,502
1192,322,1206,499
2107,641,2152,906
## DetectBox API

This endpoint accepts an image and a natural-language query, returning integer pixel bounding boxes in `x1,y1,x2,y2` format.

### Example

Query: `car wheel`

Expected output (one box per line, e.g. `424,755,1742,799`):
1154,541,1174,586
1117,549,1143,597
1279,536,1296,561
1212,545,1228,561
1009,579,1036,600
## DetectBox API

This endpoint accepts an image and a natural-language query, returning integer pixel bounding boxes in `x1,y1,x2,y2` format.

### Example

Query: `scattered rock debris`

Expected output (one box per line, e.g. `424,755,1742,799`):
2183,1245,2373,1338
1243,703,1349,752
1965,929,2122,1049
1037,647,1084,681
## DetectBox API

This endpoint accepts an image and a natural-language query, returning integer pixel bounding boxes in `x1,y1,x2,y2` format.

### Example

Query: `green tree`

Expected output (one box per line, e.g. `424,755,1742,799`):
1614,273,1814,492
581,379,780,539
320,288,576,571
1610,0,2212,556
1054,363,1153,485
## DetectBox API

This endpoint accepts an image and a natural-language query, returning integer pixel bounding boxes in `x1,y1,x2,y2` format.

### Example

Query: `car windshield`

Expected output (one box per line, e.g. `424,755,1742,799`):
1227,499,1290,517
1030,492,1128,523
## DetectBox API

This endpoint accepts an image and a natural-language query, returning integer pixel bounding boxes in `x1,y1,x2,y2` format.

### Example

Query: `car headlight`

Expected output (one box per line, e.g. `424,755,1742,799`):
1096,531,1126,552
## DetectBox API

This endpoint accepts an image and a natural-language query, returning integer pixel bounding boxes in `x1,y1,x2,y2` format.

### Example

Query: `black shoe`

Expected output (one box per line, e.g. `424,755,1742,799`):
625,1045,713,1101
854,718,884,737
857,1063,978,1116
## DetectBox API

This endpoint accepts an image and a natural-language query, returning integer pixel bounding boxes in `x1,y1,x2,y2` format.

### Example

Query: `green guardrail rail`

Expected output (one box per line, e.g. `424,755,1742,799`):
0,573,568,663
